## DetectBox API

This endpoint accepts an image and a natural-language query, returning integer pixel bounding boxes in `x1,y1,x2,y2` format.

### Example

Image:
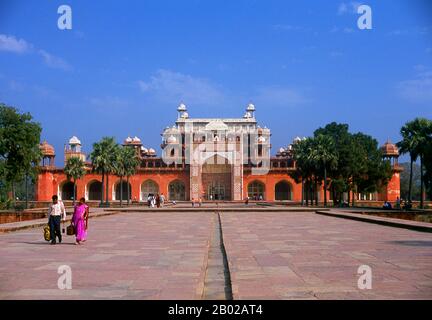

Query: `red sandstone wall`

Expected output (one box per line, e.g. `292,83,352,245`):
378,171,401,202
36,170,190,202
242,173,306,201
36,168,398,203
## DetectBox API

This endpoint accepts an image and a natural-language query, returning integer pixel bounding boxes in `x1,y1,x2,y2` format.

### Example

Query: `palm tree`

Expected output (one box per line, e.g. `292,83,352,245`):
90,137,118,207
398,118,432,208
64,157,86,205
123,147,140,206
290,138,315,206
113,146,133,207
309,135,338,207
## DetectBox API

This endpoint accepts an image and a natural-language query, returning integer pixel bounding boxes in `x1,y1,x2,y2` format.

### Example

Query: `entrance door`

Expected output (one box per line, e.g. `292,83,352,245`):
207,181,226,200
202,155,232,200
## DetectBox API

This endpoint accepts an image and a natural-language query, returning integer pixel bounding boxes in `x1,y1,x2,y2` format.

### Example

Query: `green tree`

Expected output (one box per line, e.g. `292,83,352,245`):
90,137,118,207
0,104,42,207
314,123,353,205
308,134,338,207
399,162,421,200
290,138,315,206
350,133,392,206
397,118,432,208
64,157,86,205
123,147,139,205
113,146,130,207
423,143,432,201
314,122,392,207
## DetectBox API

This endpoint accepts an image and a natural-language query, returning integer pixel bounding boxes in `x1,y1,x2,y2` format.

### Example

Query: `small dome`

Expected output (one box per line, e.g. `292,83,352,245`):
279,147,285,153
180,112,189,119
69,136,81,145
243,111,252,118
246,103,255,112
381,141,399,156
148,148,156,154
39,141,55,156
293,136,302,143
132,136,141,142
177,103,187,112
167,135,177,143
142,147,148,153
125,136,132,143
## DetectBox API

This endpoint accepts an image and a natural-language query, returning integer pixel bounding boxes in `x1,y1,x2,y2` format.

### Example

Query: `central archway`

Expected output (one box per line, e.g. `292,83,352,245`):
202,155,232,200
275,181,292,200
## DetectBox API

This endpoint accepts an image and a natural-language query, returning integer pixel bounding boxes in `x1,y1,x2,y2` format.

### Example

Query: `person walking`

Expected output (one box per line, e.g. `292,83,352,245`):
48,195,66,245
156,194,161,208
71,197,89,245
160,193,165,207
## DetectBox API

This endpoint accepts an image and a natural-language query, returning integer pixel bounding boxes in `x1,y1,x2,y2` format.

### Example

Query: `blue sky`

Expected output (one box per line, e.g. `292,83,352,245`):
0,0,431,165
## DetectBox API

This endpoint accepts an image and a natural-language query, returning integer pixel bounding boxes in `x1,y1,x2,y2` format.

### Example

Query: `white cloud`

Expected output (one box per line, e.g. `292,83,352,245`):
0,33,71,71
338,2,362,15
0,34,31,53
137,69,225,106
38,50,71,70
253,86,310,108
398,68,432,103
388,26,431,37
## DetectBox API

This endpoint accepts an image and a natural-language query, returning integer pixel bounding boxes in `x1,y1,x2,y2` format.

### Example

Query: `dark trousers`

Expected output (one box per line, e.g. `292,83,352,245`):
49,216,62,243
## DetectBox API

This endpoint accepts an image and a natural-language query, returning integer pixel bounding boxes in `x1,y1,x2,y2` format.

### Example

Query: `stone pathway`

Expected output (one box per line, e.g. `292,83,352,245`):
0,212,212,299
1,210,432,299
221,212,432,299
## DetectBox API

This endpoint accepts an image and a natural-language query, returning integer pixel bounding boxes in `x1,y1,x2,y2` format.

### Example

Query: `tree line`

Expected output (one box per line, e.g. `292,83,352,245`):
64,136,140,207
289,122,393,207
290,119,432,208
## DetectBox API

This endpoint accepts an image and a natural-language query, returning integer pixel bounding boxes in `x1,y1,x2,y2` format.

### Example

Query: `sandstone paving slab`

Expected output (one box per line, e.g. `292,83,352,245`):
0,212,212,300
220,212,432,300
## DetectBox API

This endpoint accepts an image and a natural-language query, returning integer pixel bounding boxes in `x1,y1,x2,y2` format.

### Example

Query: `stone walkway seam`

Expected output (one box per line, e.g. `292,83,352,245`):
202,212,233,300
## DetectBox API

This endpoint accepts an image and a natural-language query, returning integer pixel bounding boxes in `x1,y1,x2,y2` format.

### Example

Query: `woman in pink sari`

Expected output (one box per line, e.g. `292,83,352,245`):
72,197,89,245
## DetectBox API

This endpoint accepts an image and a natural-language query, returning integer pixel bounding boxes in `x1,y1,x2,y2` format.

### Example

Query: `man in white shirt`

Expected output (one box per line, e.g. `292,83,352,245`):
48,195,66,245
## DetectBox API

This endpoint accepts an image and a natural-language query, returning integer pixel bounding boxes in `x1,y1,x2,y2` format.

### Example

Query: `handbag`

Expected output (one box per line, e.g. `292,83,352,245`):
43,224,51,241
66,224,75,236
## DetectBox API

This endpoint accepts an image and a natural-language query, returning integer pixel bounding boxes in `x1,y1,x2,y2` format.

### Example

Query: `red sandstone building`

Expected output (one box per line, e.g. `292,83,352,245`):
36,104,402,204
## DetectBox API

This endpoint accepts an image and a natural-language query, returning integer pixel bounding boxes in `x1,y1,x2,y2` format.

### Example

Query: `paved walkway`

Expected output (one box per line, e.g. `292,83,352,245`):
0,212,213,299
1,210,432,299
221,212,432,299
